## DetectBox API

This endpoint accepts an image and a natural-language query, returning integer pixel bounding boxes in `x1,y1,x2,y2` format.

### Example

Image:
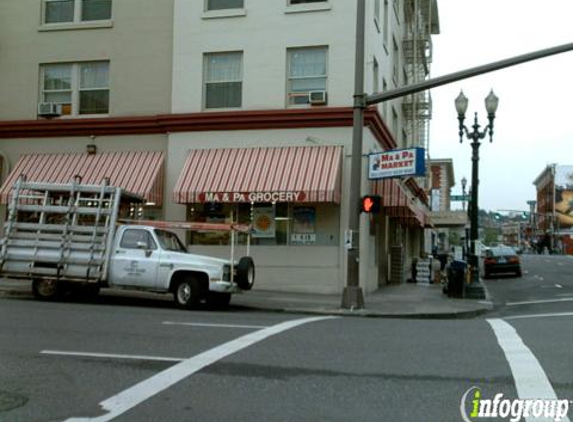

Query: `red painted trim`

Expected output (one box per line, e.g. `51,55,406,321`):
0,107,396,150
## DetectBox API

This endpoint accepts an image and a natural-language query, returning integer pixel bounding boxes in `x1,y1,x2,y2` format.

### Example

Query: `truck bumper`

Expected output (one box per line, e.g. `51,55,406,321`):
209,280,240,293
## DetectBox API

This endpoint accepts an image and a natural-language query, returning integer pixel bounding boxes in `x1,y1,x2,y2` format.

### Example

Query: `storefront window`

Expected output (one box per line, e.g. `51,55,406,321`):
186,202,339,246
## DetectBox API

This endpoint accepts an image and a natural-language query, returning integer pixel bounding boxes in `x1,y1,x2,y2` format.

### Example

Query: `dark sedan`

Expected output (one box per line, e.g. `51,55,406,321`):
483,246,522,278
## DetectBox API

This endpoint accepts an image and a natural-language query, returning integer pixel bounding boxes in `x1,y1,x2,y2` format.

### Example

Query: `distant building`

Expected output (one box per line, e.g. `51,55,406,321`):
533,165,573,254
428,159,468,254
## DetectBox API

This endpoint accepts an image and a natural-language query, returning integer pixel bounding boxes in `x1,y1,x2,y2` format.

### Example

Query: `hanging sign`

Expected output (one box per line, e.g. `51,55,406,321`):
368,147,426,179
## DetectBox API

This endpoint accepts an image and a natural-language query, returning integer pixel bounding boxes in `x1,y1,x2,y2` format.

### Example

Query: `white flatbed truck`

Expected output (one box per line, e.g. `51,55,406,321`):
0,177,254,309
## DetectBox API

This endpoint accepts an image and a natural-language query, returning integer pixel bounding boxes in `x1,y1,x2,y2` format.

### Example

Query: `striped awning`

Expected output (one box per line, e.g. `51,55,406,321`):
0,151,165,205
373,179,426,227
174,145,342,204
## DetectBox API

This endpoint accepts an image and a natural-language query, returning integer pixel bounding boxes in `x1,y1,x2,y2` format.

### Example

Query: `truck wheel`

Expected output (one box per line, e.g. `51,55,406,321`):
174,276,202,309
32,278,59,301
236,257,255,291
206,292,232,309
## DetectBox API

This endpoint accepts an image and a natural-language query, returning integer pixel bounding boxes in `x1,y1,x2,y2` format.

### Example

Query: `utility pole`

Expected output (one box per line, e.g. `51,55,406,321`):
341,0,366,309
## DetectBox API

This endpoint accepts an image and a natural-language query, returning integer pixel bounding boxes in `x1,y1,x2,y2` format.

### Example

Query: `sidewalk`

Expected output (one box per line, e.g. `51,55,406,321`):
0,278,493,318
232,283,493,318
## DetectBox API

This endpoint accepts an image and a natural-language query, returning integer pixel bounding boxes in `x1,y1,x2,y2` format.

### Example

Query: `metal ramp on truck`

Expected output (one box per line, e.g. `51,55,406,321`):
0,175,123,283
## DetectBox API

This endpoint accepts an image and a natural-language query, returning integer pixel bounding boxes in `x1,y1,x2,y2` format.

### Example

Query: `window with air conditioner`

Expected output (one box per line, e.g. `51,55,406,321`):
40,61,109,116
43,0,112,24
204,52,243,109
287,47,328,106
206,0,244,10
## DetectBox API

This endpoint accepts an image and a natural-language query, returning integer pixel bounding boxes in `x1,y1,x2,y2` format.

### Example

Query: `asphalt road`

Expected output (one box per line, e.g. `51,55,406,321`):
1,254,572,422
484,253,573,317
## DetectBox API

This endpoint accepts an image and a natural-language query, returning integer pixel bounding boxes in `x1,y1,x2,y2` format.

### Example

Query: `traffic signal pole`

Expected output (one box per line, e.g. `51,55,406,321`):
341,0,366,310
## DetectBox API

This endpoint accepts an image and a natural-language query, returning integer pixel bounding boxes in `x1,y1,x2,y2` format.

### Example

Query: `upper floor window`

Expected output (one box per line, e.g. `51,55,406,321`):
43,0,112,24
392,37,399,85
373,58,379,94
204,52,243,109
383,0,389,46
40,61,109,116
206,0,244,10
287,47,328,106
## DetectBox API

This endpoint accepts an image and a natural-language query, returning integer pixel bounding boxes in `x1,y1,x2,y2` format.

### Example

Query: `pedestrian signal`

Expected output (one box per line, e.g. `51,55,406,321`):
361,195,381,213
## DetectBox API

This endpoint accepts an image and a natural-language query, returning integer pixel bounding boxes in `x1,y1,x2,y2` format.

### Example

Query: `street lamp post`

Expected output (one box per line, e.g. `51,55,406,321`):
455,89,499,299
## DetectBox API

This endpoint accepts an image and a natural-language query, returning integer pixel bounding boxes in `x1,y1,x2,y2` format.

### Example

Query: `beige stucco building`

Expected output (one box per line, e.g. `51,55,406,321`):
0,0,440,295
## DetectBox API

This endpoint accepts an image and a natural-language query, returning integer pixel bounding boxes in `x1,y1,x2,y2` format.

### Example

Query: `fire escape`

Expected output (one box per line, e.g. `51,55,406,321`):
402,0,437,152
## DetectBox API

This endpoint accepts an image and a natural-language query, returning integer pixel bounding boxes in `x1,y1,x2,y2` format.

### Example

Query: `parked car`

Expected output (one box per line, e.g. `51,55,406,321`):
483,245,522,278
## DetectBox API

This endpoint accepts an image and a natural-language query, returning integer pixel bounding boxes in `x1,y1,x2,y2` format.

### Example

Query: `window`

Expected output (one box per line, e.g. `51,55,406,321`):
206,0,243,10
43,0,111,24
392,37,399,85
287,47,328,106
40,61,109,116
392,107,399,138
383,0,389,46
374,0,380,30
120,229,157,250
382,78,388,118
154,229,187,253
373,58,379,94
187,203,339,246
204,52,243,109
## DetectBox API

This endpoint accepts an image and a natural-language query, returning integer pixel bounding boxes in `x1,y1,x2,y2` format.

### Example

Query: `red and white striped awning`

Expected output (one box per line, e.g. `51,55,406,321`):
0,151,165,205
174,145,342,204
373,179,426,227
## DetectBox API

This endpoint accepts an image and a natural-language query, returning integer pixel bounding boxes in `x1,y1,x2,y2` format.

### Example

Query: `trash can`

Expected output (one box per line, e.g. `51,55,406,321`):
447,260,467,298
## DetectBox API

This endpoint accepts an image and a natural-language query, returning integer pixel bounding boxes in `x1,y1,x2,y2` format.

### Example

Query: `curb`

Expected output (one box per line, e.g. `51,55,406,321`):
0,286,494,319
232,303,494,320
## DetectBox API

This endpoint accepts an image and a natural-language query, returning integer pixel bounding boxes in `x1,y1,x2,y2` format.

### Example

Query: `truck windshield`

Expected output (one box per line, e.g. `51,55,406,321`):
154,229,187,253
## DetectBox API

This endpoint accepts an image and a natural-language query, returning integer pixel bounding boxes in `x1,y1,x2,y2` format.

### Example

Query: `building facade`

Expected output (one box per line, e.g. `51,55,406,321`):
427,159,468,255
0,0,440,294
533,164,573,254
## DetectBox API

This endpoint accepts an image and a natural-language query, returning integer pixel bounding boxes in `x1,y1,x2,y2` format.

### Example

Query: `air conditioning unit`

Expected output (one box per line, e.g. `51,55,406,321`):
37,102,62,117
308,90,327,105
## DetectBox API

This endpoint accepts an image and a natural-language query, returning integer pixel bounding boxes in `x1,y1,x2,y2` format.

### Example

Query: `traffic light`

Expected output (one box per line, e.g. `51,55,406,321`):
361,195,381,213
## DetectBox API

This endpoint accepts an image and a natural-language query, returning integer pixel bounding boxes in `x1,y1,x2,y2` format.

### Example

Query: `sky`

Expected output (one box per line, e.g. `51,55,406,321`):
428,0,573,212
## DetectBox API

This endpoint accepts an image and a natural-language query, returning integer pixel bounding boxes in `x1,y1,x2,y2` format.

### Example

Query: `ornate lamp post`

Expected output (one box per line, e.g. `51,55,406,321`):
455,89,499,299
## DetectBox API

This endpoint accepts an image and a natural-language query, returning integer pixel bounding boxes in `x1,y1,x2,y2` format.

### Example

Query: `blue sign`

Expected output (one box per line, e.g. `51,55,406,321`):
368,147,426,179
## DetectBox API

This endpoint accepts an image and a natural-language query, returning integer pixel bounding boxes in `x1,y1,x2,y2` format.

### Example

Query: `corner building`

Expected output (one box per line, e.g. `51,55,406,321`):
0,0,440,294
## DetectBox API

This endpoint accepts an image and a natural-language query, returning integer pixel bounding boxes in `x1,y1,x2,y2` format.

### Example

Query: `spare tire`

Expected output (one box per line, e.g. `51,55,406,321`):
236,257,255,290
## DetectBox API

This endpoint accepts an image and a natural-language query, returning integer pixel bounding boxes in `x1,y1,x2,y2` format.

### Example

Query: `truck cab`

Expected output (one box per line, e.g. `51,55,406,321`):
109,225,254,308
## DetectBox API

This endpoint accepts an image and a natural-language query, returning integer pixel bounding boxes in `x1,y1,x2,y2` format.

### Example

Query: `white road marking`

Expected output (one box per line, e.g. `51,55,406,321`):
63,316,337,422
505,312,573,320
41,350,184,363
506,297,573,306
163,321,267,329
487,319,571,422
